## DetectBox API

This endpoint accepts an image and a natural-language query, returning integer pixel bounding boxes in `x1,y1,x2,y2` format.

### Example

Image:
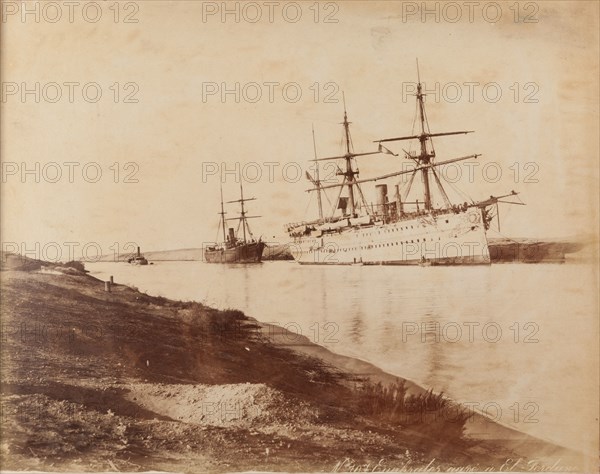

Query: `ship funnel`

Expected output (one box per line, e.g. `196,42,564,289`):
337,197,348,215
228,228,235,243
137,246,141,257
395,184,404,216
376,184,388,206
376,184,388,217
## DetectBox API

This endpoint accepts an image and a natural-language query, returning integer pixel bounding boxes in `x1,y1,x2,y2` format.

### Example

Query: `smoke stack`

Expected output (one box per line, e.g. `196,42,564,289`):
137,246,141,257
395,184,404,216
228,228,235,243
337,197,348,215
376,184,388,217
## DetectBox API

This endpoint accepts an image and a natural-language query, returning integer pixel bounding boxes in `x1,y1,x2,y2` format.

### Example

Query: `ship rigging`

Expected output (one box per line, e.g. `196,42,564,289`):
205,179,265,264
286,64,523,265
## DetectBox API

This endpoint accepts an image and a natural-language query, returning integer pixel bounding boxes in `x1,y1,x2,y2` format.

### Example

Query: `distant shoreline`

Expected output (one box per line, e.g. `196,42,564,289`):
87,237,589,264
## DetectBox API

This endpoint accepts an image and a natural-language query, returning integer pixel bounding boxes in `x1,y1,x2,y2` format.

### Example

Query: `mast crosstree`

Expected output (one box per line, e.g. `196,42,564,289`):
302,62,522,226
286,62,524,266
225,179,260,243
374,60,477,211
306,94,395,218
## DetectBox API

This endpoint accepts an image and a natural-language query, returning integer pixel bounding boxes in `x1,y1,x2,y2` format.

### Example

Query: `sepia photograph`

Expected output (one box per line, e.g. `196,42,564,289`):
1,1,598,473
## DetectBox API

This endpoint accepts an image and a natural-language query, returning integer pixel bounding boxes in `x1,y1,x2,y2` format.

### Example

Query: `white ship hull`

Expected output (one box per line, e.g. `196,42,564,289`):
289,208,490,266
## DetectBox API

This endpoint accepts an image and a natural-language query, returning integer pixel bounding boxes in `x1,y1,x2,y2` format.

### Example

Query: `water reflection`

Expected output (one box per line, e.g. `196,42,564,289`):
86,260,597,455
349,309,366,346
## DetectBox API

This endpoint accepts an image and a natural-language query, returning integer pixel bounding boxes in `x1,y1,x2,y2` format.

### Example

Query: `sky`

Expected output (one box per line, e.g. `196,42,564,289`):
1,0,599,258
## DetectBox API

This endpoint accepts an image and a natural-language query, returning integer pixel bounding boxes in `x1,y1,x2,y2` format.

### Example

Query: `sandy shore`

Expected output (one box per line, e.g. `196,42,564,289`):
0,257,592,472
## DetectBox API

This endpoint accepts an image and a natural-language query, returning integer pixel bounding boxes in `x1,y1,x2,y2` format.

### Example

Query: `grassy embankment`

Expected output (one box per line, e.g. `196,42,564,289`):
0,253,588,472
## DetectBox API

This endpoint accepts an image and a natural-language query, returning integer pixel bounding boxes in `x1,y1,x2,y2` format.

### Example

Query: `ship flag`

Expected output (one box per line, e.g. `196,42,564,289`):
378,143,398,156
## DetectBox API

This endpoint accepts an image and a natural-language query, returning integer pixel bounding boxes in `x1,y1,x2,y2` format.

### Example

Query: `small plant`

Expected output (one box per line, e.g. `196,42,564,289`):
357,379,408,422
357,381,473,441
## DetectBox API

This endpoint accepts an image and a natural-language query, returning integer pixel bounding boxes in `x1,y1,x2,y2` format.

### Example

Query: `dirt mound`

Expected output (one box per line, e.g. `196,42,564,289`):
125,382,318,428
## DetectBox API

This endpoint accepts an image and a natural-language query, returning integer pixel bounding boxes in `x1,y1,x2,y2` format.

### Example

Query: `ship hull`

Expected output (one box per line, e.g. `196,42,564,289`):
289,208,490,266
204,241,266,264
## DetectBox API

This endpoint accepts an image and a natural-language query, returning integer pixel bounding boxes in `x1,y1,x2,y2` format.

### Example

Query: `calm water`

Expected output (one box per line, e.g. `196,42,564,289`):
87,260,598,456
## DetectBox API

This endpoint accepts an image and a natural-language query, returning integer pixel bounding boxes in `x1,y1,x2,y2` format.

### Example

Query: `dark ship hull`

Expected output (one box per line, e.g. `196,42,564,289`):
204,241,265,264
127,247,148,265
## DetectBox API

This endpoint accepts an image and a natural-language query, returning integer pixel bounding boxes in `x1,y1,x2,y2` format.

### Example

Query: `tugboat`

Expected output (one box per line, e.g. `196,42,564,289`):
127,247,148,265
286,63,523,265
204,181,265,264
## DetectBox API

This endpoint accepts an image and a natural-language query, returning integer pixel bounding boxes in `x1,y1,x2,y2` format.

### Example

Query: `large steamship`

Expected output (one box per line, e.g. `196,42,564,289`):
286,68,522,266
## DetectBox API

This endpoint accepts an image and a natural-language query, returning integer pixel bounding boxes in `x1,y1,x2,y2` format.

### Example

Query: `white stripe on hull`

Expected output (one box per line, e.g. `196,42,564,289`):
289,209,490,266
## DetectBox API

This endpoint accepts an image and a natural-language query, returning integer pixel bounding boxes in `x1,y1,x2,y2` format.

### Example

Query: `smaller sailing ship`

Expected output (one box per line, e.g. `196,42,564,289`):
204,181,265,264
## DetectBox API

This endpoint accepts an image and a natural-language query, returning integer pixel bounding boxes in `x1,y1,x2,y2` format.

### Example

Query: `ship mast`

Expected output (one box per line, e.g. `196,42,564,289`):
416,60,433,210
226,177,260,243
308,95,387,219
369,60,478,211
341,94,358,216
312,125,324,220
219,182,227,243
296,63,524,230
239,179,247,243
